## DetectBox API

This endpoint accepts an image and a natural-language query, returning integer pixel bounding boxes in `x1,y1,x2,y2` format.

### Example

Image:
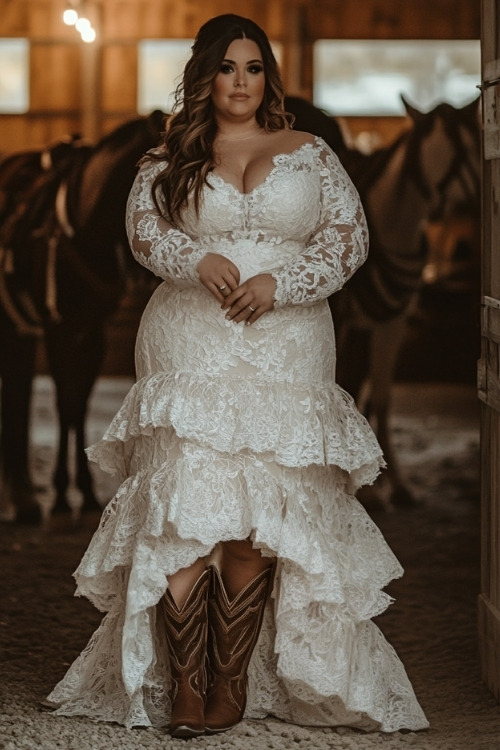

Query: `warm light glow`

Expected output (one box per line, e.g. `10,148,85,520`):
75,16,91,32
62,3,97,43
62,9,78,25
81,27,96,43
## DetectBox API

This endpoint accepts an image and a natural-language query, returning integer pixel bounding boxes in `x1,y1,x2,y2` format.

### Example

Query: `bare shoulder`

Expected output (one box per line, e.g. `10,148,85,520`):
268,128,318,154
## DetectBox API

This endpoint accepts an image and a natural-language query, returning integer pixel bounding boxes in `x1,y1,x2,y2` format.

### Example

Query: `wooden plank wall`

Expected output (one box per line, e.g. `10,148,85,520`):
478,0,500,701
0,0,480,153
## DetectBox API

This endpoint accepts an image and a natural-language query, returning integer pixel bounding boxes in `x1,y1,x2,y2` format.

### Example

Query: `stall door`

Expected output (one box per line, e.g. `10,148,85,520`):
478,0,500,702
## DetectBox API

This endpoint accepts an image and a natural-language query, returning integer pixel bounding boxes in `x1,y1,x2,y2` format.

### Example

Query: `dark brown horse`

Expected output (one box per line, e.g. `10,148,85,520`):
0,111,164,523
286,96,479,507
332,97,481,507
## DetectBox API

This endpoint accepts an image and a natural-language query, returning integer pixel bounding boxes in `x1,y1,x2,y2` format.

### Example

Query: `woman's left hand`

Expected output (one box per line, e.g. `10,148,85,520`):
222,273,276,324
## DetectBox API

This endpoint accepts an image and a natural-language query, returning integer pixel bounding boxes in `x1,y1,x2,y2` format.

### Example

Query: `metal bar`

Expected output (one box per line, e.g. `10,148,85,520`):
477,77,500,91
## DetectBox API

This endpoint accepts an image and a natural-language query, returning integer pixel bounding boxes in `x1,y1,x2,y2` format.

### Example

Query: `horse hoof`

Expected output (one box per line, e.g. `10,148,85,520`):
16,504,43,525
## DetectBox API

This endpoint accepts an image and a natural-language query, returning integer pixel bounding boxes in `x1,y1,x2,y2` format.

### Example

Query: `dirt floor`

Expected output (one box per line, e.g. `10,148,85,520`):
1,378,500,750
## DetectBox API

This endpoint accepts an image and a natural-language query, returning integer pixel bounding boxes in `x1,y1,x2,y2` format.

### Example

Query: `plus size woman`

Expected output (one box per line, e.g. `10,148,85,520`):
46,13,428,739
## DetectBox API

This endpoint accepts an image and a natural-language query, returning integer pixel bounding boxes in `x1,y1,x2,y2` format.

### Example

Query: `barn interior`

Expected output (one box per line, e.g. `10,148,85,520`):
0,2,499,749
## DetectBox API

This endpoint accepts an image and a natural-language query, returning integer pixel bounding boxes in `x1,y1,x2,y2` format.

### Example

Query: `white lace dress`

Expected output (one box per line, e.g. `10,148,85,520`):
46,137,428,733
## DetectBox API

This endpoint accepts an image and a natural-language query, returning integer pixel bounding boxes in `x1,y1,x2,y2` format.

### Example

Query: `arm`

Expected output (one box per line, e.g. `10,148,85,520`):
125,158,206,285
271,141,369,307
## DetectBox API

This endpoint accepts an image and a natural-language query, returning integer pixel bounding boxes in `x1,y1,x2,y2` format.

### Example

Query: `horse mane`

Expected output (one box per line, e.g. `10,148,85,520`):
65,110,165,238
90,110,166,156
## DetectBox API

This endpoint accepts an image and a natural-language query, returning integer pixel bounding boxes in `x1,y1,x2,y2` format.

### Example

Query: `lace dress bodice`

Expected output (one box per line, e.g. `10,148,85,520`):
126,137,368,307
117,137,382,480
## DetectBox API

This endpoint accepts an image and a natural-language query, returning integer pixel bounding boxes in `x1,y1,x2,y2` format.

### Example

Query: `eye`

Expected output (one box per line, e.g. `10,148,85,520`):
220,63,234,74
248,64,263,74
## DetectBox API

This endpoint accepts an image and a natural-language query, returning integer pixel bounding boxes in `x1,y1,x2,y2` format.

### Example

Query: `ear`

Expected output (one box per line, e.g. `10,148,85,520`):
401,94,424,122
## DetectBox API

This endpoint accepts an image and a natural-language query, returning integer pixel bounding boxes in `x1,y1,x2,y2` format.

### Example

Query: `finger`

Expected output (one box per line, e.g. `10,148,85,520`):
215,269,239,300
225,297,254,322
227,268,240,289
211,277,235,302
210,282,226,303
218,279,238,302
236,304,260,325
245,304,259,325
222,286,246,311
226,263,240,287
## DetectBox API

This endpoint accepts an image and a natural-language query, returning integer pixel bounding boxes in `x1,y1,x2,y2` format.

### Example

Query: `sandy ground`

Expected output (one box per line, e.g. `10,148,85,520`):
1,378,500,750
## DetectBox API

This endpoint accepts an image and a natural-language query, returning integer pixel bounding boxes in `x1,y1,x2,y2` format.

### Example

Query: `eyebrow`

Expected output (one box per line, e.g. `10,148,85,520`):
222,58,263,65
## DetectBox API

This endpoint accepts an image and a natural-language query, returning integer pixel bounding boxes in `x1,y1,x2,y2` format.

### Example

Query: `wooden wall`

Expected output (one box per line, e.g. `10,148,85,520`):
478,0,500,701
0,0,481,377
0,0,481,153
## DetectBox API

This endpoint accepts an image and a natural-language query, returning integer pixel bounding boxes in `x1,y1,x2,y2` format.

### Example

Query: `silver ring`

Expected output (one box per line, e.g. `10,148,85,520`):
219,285,226,291
248,305,255,312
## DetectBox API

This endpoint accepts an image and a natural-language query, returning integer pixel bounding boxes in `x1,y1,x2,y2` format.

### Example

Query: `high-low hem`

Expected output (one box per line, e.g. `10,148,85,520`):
47,435,428,733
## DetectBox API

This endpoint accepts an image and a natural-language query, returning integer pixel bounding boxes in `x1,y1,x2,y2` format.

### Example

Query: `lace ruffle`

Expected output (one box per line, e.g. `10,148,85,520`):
48,437,427,731
86,371,384,489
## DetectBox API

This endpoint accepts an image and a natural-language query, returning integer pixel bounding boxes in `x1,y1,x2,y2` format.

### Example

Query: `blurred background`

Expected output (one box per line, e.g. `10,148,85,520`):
2,4,500,739
0,0,482,382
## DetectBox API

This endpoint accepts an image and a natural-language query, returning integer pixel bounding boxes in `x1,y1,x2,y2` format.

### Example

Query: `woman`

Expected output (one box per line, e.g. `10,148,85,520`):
46,14,428,738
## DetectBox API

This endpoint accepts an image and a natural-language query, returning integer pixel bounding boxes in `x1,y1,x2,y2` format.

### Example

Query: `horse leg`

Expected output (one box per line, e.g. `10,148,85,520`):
51,412,70,513
75,413,101,513
368,314,416,507
45,319,104,513
0,314,40,523
334,323,371,403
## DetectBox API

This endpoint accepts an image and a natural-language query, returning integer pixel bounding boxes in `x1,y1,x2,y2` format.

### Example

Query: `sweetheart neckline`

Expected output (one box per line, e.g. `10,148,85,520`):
209,139,318,197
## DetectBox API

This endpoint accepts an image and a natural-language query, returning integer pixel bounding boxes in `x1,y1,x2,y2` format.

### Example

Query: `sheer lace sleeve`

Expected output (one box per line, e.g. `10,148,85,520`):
271,141,368,307
125,158,206,284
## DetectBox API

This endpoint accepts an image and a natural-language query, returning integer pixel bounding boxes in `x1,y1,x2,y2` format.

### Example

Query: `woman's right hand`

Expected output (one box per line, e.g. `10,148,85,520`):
196,253,240,303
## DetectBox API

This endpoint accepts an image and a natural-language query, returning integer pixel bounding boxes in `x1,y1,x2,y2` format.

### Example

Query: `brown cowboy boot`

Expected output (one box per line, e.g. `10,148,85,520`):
204,562,275,734
161,567,211,738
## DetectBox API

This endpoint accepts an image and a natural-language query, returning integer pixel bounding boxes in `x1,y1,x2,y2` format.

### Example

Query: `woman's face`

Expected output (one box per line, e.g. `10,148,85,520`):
211,38,265,124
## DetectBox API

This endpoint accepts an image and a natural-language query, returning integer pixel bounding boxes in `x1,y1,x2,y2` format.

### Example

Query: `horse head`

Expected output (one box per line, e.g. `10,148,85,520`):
333,95,481,323
400,95,481,220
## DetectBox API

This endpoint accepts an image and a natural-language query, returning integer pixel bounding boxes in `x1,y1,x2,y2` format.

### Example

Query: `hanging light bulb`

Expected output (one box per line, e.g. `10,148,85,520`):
80,26,96,43
62,2,97,43
75,16,91,33
63,8,78,25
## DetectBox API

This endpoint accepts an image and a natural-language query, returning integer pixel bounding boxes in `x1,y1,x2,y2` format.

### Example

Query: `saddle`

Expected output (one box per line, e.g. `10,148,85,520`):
0,140,91,335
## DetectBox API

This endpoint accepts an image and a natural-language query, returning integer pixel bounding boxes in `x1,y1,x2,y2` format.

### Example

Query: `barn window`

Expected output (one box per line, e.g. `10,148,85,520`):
0,38,29,114
313,40,480,116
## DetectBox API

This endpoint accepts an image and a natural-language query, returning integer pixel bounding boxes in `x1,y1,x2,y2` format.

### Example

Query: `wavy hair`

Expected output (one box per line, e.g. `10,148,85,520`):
147,14,292,226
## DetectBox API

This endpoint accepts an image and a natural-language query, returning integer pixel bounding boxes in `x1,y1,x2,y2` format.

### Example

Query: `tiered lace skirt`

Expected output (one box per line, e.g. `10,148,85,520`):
46,284,429,732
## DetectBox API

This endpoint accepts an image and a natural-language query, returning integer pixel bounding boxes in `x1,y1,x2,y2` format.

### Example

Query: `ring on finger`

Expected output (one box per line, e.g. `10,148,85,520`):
219,284,227,292
248,305,255,312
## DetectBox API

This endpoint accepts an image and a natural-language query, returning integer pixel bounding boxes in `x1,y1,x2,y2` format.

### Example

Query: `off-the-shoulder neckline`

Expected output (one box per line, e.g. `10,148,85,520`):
209,136,327,197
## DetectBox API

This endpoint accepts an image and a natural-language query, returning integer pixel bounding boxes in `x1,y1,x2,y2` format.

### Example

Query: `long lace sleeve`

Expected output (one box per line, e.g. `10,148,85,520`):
271,141,368,307
125,159,206,284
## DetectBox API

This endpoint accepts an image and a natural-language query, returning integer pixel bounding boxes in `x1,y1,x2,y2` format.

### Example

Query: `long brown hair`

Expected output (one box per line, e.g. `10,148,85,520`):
148,14,291,226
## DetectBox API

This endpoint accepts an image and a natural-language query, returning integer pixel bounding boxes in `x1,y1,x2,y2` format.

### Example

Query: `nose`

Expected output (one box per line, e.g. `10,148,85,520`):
234,74,247,88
